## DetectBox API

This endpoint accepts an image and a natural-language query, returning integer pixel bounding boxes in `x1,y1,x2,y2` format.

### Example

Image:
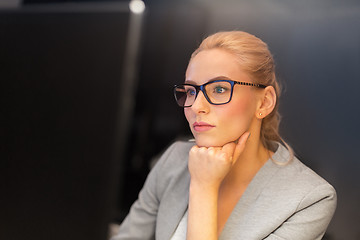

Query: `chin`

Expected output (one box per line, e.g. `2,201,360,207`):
193,132,242,147
194,137,229,148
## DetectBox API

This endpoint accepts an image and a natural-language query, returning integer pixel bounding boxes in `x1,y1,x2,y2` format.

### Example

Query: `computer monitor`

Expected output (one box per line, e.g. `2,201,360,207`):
0,2,139,240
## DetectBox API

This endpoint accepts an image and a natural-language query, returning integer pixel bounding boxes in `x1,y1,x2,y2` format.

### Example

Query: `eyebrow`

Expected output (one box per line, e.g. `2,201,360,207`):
185,76,232,85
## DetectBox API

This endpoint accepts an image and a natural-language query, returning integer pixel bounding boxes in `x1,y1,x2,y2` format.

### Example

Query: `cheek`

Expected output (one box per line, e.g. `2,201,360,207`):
225,96,254,118
184,108,192,123
219,95,256,131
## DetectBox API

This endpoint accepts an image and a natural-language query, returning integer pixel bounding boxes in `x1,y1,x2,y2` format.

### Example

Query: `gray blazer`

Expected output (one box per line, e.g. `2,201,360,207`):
111,141,337,240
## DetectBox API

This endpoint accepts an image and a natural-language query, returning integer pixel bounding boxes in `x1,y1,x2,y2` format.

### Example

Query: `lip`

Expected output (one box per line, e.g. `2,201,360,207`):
193,121,215,132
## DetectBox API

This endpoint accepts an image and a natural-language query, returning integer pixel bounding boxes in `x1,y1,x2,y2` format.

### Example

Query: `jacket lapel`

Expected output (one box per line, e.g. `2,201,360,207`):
220,144,289,239
156,149,191,240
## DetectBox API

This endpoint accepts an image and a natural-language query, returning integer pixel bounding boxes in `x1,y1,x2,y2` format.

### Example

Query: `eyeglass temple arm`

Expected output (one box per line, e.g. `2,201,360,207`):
234,81,267,88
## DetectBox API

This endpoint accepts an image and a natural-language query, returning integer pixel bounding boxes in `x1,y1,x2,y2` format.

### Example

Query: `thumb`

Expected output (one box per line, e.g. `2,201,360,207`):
221,141,236,163
232,132,250,163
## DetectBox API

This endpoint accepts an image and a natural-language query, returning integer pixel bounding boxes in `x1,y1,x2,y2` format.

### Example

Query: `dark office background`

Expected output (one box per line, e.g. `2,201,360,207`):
1,0,359,240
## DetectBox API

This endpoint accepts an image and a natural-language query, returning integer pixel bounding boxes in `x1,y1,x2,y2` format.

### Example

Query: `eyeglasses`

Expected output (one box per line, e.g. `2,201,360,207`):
173,80,267,107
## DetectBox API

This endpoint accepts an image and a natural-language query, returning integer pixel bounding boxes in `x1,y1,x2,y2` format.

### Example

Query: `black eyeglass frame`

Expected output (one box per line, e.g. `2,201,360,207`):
173,80,267,107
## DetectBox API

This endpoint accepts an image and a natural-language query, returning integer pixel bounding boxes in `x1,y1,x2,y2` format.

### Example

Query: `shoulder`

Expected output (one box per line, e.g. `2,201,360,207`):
150,140,194,196
235,144,337,239
273,144,335,190
154,140,195,170
267,144,337,211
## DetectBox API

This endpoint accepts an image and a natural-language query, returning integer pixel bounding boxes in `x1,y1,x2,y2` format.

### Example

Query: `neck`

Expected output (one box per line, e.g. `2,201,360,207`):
224,133,271,186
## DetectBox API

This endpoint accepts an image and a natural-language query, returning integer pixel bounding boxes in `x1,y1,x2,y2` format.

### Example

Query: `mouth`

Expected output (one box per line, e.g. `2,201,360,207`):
193,121,215,132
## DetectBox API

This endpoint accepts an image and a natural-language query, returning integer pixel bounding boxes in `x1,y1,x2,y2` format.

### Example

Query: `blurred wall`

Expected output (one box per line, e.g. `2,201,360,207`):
123,0,360,239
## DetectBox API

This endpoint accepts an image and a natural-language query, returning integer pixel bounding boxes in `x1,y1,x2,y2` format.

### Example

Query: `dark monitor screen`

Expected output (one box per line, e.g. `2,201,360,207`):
0,3,132,240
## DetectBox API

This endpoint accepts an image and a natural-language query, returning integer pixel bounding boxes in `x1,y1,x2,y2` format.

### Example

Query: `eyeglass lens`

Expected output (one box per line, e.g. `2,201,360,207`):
174,81,232,107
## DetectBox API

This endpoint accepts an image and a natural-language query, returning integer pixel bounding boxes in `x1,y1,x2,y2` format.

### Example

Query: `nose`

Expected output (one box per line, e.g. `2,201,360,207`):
190,90,209,113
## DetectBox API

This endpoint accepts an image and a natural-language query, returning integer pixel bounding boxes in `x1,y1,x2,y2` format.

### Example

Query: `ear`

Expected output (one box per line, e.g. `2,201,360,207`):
256,86,276,119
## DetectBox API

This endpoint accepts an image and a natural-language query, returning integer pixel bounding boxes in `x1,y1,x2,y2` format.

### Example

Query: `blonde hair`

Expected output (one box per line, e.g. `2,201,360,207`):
191,31,292,159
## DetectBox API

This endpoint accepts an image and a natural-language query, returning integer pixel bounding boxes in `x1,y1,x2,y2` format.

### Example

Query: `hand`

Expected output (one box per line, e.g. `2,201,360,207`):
188,132,250,190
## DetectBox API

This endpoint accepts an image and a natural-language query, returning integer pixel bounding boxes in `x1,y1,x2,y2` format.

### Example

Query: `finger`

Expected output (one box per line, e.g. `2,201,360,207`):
233,132,250,161
190,145,199,153
208,147,218,158
221,141,237,163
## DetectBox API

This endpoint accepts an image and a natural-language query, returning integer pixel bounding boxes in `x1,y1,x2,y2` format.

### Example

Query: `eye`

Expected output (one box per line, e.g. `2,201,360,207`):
186,88,196,96
211,83,230,94
214,86,226,94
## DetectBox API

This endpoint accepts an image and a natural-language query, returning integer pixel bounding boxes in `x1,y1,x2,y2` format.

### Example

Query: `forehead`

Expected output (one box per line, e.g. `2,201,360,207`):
185,49,249,84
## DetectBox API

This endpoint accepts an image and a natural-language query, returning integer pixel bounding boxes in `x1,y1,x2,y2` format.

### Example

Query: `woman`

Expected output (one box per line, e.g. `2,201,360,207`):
111,31,337,240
